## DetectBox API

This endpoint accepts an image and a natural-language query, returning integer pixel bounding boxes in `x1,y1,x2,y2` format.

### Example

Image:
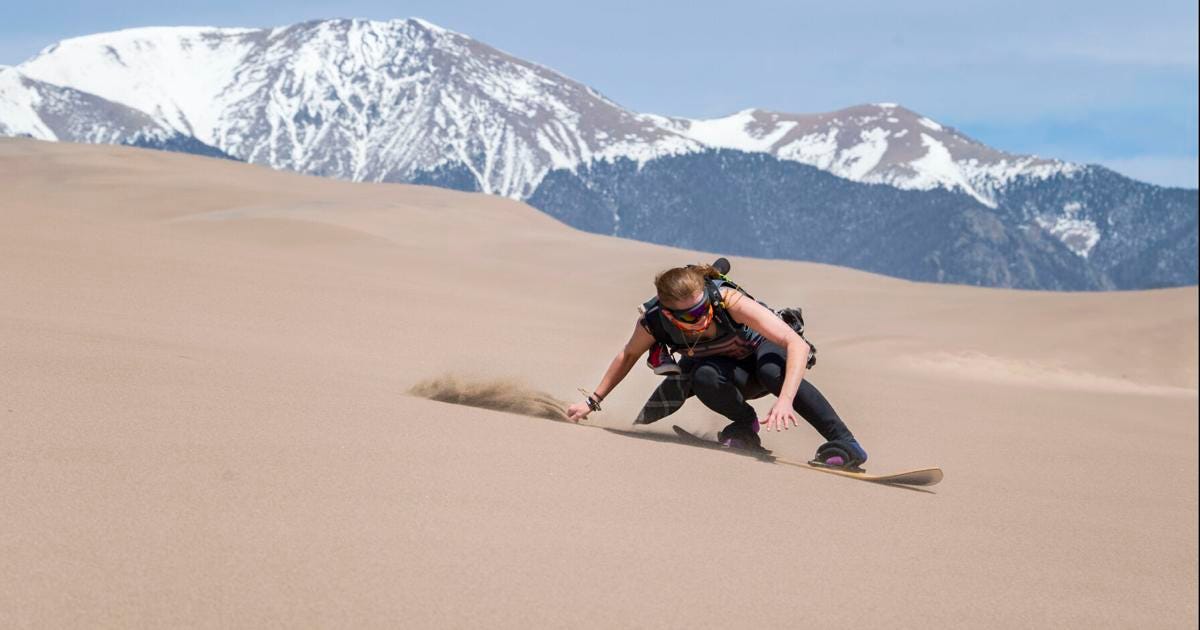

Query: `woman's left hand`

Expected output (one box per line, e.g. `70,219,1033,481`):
565,401,591,423
763,399,799,432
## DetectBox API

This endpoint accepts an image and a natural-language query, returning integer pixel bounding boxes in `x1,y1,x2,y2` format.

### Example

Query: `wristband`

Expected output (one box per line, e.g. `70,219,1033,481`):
578,388,603,412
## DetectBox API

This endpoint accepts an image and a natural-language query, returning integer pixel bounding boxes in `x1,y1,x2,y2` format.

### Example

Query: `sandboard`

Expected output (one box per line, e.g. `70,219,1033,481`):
669,425,943,487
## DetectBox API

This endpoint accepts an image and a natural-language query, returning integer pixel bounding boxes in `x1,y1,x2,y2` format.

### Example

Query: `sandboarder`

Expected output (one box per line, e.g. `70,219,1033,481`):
566,261,869,468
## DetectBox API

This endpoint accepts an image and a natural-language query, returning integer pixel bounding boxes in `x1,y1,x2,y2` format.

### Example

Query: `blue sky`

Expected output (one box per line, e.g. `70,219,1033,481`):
2,0,1196,187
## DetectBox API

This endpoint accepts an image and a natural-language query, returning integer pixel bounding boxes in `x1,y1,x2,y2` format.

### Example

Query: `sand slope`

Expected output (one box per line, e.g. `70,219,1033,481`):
2,138,1196,628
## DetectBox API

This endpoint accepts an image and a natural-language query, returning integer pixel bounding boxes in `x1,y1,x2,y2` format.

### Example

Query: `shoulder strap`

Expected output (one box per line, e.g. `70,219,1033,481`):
639,298,674,346
705,279,743,331
710,276,757,302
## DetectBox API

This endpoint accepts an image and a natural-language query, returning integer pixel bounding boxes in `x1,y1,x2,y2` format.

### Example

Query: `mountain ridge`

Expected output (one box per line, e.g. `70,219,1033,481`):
12,19,1085,201
2,18,1194,290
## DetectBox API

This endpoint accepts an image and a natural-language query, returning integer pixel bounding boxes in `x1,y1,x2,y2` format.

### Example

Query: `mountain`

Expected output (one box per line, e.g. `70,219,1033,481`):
663,105,1078,207
994,166,1198,288
528,150,1112,290
13,20,1077,201
14,20,700,197
3,19,1195,290
0,66,229,157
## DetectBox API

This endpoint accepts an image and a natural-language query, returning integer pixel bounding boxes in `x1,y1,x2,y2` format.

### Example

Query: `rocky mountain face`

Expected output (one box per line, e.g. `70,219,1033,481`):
526,150,1123,290
994,167,1198,289
2,19,1194,290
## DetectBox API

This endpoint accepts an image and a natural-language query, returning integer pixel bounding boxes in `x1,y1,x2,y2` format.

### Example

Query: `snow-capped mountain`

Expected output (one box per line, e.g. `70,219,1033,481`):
13,19,1075,203
665,105,1079,207
0,65,223,153
15,20,700,197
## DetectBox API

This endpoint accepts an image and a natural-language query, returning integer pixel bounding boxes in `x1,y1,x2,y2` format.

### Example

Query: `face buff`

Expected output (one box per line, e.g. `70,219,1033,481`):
663,296,714,333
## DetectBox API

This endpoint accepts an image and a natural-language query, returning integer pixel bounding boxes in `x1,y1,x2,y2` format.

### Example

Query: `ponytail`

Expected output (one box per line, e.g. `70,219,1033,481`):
689,263,722,280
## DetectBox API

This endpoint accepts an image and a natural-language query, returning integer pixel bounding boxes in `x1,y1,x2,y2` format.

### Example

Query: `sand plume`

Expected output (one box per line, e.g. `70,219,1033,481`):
409,374,569,421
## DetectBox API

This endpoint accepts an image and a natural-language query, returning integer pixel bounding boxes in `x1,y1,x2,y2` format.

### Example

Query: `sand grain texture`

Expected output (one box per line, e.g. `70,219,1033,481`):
2,139,1197,628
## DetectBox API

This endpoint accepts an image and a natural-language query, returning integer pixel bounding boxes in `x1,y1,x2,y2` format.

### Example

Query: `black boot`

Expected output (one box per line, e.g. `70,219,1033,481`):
813,438,869,469
717,420,766,452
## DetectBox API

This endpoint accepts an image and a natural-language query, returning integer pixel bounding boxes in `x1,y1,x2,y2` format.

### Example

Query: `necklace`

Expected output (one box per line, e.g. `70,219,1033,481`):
682,324,708,357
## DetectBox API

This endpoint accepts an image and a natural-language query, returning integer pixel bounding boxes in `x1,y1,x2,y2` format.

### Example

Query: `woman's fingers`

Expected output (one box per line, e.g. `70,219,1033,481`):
766,409,799,431
566,404,589,422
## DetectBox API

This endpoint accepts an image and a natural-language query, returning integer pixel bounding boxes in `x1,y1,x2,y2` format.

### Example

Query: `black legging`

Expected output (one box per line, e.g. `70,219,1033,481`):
682,339,854,442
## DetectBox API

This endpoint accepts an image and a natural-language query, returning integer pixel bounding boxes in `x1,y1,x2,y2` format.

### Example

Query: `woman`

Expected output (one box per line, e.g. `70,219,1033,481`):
566,263,868,468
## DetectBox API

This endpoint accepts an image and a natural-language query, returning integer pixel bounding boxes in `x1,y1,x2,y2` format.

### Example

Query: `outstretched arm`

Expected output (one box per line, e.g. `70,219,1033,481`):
566,319,658,422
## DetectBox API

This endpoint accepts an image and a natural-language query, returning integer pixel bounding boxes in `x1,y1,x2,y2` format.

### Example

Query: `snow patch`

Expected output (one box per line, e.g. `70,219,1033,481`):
683,110,797,152
906,133,992,206
0,68,56,139
1036,213,1101,258
958,158,1081,203
775,129,840,170
837,127,890,180
917,116,943,131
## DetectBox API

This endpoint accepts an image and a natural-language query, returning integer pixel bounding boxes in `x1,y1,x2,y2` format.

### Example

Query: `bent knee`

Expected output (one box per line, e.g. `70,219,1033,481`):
756,361,784,389
690,364,726,391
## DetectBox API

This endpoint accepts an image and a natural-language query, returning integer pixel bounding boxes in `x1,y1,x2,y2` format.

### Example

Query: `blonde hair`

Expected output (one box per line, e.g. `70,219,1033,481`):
654,264,721,303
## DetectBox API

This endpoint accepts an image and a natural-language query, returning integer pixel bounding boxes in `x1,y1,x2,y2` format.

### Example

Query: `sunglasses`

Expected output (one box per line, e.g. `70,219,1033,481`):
665,294,711,324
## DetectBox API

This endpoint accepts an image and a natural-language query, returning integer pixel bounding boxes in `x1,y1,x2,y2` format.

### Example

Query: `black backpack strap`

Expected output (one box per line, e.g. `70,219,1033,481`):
703,280,736,330
638,298,674,347
711,276,756,302
707,278,760,331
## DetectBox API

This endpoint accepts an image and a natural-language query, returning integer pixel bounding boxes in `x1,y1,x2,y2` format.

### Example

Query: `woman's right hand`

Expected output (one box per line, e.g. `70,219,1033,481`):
566,401,591,423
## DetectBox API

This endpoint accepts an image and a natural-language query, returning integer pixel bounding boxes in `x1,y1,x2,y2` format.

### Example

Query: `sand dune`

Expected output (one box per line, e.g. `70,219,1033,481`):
1,138,1196,628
